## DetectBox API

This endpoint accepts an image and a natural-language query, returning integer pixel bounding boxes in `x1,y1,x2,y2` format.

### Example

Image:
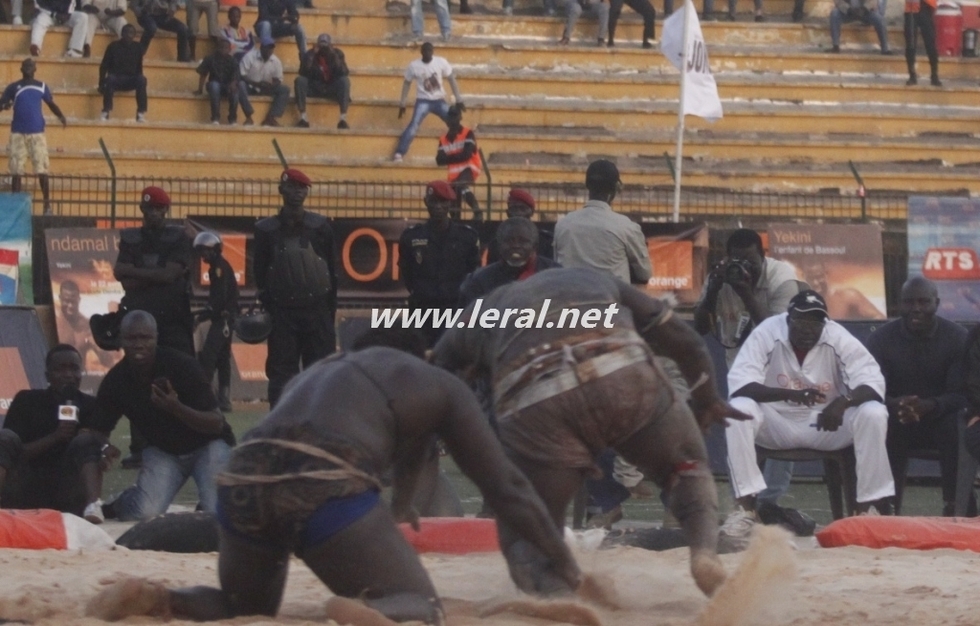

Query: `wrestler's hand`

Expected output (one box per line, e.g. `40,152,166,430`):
392,503,421,532
505,540,577,597
816,397,846,432
693,399,751,431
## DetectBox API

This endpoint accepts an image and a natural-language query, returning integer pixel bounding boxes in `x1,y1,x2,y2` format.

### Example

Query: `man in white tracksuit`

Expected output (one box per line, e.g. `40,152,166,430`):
721,289,895,541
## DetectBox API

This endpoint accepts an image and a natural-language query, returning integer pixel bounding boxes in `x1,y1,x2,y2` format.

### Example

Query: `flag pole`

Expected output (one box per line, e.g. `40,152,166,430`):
671,0,690,223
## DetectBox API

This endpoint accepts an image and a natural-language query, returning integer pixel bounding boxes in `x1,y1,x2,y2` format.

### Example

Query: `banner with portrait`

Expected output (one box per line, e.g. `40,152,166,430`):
767,223,886,320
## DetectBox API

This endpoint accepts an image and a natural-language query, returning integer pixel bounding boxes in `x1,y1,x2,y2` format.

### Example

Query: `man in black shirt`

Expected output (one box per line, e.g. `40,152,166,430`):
294,33,350,129
398,180,480,347
194,38,248,125
867,276,970,516
98,24,148,122
193,231,239,413
114,185,194,356
252,168,338,407
95,311,230,521
0,345,116,523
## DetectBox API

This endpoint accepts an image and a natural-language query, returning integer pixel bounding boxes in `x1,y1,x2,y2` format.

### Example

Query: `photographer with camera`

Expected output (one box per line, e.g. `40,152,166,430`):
828,0,889,54
694,229,807,531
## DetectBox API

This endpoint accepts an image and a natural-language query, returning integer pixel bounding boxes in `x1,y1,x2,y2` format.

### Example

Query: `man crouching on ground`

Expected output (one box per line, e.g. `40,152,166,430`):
433,266,749,597
86,343,580,624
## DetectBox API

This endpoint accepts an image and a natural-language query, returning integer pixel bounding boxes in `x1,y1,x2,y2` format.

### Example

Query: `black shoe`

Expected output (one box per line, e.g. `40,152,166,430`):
792,8,803,20
931,74,942,87
906,74,918,86
121,453,142,470
296,119,310,128
828,44,840,53
754,13,766,21
337,119,349,129
756,502,816,537
642,40,653,48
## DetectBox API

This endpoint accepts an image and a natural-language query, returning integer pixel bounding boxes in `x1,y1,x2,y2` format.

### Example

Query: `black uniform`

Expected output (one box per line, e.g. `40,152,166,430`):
116,225,195,356
198,254,239,409
398,220,480,346
253,210,338,407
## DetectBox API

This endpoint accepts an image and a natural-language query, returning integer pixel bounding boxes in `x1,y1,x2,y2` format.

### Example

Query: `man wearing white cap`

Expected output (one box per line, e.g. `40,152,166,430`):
294,33,350,129
721,289,895,541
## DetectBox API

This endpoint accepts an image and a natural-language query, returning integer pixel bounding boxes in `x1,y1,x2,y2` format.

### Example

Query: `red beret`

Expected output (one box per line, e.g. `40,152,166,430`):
140,186,170,207
426,180,457,202
507,188,535,210
281,168,312,187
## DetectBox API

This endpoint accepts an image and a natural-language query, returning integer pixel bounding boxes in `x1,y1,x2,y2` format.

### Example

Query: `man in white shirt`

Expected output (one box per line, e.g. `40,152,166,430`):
722,290,895,541
30,0,89,58
393,42,463,162
80,0,128,57
238,36,289,127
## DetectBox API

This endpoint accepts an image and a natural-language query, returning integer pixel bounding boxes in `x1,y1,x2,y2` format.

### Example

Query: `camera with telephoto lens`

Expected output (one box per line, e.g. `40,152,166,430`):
725,258,753,284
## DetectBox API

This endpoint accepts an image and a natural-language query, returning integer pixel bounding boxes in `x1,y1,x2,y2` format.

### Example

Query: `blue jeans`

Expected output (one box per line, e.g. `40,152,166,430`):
829,7,888,50
395,98,450,157
255,19,306,62
113,439,232,521
410,0,451,37
207,80,243,122
756,459,793,506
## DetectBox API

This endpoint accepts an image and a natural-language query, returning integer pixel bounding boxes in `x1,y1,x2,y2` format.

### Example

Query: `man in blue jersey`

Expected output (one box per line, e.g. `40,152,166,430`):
0,58,66,215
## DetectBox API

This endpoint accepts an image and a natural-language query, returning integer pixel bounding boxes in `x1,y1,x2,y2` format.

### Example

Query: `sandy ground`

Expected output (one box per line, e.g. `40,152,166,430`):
0,533,978,626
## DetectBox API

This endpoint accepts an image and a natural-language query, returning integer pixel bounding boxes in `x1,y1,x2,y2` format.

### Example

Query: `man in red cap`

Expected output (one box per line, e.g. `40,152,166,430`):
398,180,480,347
252,168,338,407
486,188,554,263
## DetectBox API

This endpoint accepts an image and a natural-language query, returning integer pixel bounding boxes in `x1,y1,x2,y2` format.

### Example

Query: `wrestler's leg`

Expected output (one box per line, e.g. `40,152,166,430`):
170,528,290,619
300,501,443,624
614,399,725,596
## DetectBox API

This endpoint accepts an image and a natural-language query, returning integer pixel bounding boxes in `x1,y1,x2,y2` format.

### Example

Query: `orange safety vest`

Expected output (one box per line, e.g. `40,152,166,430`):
439,126,482,182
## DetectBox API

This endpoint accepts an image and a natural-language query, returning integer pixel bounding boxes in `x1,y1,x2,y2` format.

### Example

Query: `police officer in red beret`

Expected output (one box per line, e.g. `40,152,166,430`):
398,181,480,347
486,187,555,264
252,169,338,407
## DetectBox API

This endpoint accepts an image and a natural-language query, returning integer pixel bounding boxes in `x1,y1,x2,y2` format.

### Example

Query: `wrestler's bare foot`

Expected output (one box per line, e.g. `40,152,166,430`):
691,551,727,597
85,578,171,621
325,597,401,626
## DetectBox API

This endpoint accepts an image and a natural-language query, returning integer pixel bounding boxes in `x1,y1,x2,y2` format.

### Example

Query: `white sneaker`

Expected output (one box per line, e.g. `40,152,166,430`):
64,48,83,58
99,111,109,121
392,153,403,162
83,500,105,524
720,506,758,541
12,16,22,24
859,505,880,516
136,112,146,123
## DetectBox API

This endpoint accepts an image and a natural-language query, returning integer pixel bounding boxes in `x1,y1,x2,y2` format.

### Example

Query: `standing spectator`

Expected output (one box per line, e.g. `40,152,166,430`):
398,181,480,347
0,57,66,215
436,104,481,221
95,311,231,521
114,185,195,356
703,0,763,21
693,228,802,528
722,290,894,543
193,232,238,414
255,0,306,63
904,0,940,86
486,188,555,263
239,36,289,127
80,0,128,58
829,0,889,53
195,38,248,125
252,169,338,408
185,0,219,60
220,6,254,60
866,276,969,516
608,0,655,48
135,0,191,62
559,0,609,45
0,345,117,523
98,24,148,122
393,42,463,162
410,0,451,40
555,159,650,285
30,0,88,58
294,33,350,130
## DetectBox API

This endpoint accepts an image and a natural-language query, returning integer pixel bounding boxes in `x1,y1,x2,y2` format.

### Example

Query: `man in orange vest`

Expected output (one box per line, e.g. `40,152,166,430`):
436,104,482,221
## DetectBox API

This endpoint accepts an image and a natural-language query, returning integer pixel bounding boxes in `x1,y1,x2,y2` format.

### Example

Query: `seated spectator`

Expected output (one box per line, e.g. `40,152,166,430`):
559,0,609,45
721,290,895,542
80,0,128,58
459,217,559,306
220,6,254,60
195,38,250,124
30,0,89,58
239,36,288,126
410,0,451,41
608,0,655,48
185,0,219,59
98,24,148,122
829,0,889,53
486,189,554,262
867,276,970,516
255,0,306,63
0,345,118,523
95,311,232,522
703,0,763,21
135,0,191,62
294,33,350,129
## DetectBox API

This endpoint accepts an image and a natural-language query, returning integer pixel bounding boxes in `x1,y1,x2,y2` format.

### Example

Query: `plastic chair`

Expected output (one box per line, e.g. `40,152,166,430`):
755,445,857,520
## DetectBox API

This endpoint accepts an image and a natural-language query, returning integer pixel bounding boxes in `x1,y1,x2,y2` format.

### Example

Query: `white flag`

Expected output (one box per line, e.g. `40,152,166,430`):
660,0,723,121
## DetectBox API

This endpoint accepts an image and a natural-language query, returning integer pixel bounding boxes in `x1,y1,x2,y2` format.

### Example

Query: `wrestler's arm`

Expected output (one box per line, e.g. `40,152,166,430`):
433,374,581,591
389,438,435,530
